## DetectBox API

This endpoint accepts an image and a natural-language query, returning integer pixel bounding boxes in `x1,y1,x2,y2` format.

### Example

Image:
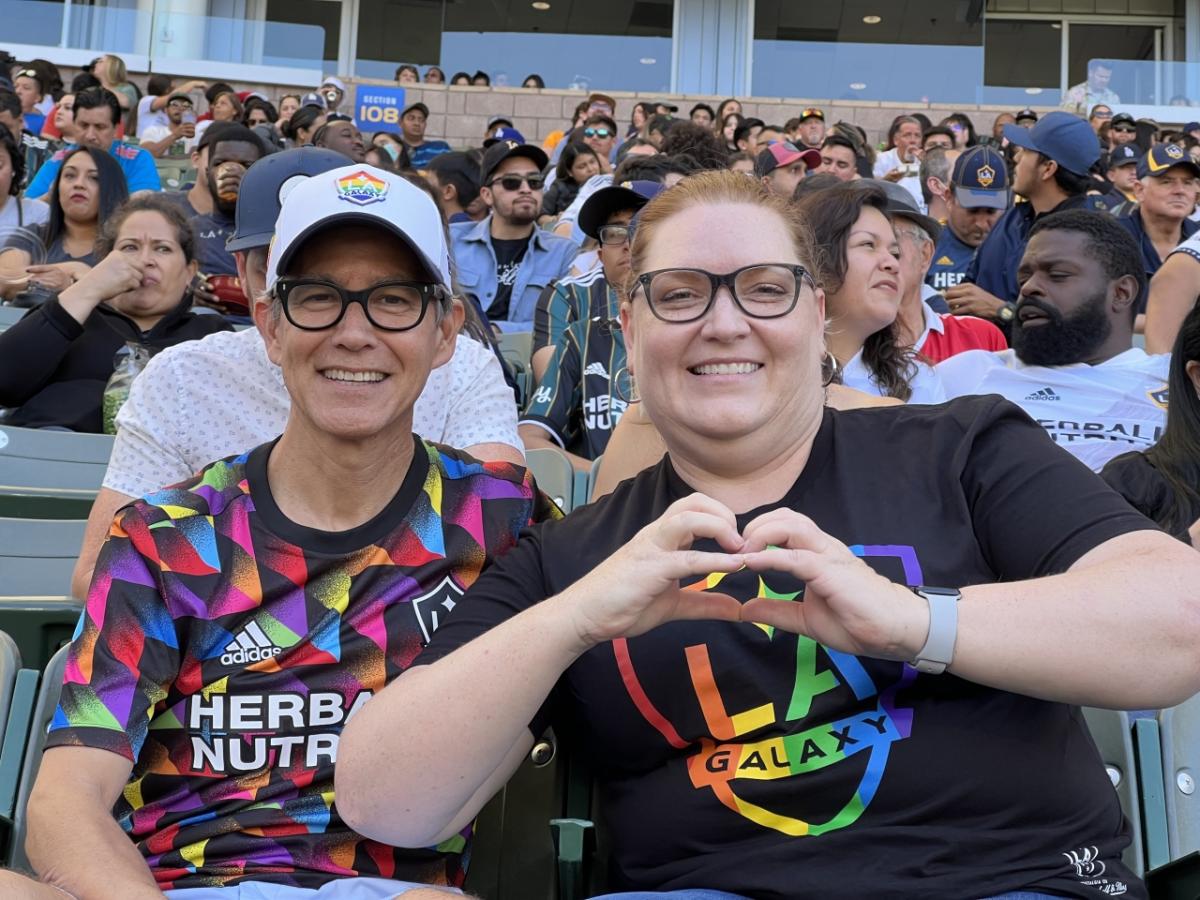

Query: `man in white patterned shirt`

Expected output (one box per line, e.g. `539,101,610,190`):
70,150,522,598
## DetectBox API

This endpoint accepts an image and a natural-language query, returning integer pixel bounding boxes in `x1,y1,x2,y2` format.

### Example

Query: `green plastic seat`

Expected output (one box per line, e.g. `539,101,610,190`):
1082,707,1146,876
0,597,84,674
0,518,88,597
525,448,575,513
0,425,112,519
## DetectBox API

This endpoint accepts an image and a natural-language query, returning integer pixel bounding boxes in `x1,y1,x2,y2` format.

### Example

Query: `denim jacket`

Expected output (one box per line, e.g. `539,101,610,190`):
451,216,579,333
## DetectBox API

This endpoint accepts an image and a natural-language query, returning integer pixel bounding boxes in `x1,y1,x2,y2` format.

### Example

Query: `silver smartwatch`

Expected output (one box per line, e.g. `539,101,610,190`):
909,586,961,675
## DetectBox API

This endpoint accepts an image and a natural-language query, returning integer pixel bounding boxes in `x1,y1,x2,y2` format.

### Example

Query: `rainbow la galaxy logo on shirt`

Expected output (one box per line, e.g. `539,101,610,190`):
336,170,389,206
613,544,922,837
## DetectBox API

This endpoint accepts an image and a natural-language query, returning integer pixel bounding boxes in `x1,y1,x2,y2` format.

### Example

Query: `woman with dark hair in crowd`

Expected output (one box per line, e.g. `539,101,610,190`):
714,97,742,129
0,146,128,298
627,101,653,137
939,112,978,148
472,70,490,86
371,131,412,169
794,181,941,401
1103,302,1200,546
0,123,48,229
395,64,419,84
540,142,601,224
424,66,446,84
0,194,230,431
659,122,729,171
523,73,545,89
242,97,277,129
341,169,1200,900
280,105,326,148
720,112,744,153
449,72,472,86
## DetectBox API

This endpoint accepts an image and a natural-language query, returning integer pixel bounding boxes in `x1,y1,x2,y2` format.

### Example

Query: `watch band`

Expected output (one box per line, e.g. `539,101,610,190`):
909,586,961,675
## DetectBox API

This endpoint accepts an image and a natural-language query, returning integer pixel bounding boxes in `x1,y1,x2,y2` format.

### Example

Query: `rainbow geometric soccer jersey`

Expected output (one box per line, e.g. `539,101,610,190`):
48,438,552,890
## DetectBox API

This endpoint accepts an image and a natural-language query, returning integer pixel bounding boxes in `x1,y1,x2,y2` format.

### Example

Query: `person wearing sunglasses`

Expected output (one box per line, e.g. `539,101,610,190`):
1088,103,1113,134
581,112,618,171
340,169,1200,899
6,164,552,900
1109,112,1139,148
451,139,578,332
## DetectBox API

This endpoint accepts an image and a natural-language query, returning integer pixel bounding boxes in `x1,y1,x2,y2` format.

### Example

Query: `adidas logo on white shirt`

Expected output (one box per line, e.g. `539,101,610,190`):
220,621,283,666
584,362,610,379
1024,387,1061,401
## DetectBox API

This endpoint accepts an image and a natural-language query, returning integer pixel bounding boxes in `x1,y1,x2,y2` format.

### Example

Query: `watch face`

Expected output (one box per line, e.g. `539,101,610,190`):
999,305,1014,322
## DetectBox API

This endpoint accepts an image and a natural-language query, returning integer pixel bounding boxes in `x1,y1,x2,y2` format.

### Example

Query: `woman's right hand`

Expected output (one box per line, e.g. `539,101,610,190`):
560,493,746,650
57,254,144,325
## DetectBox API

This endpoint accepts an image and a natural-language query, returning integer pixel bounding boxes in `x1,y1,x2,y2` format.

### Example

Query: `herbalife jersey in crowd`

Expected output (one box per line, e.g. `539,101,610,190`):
48,438,553,890
936,347,1170,471
418,397,1154,898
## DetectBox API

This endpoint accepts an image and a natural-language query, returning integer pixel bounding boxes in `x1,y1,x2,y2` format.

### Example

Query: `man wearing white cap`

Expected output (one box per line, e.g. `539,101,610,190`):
320,76,347,115
8,165,550,900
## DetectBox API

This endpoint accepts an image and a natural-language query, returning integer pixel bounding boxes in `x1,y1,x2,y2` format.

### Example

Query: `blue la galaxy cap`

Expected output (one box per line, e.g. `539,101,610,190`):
1136,143,1200,180
1002,110,1101,177
578,180,667,241
226,147,350,252
950,146,1010,210
1107,144,1140,170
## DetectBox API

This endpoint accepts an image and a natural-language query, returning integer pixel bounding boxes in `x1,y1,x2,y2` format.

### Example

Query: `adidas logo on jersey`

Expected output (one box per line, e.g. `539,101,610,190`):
1024,387,1061,401
583,362,610,379
220,621,283,666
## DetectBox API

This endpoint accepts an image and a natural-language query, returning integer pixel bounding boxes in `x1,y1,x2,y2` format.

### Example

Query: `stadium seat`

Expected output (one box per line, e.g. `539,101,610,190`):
0,425,112,519
153,159,196,191
1159,694,1200,861
0,307,25,332
5,643,68,871
0,633,20,747
0,518,87,597
526,448,575,513
0,597,83,674
497,332,534,409
1082,707,1146,876
587,455,604,502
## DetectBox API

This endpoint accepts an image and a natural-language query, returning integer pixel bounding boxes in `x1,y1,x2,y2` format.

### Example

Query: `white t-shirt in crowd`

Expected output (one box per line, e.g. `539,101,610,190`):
840,351,946,404
872,148,925,212
1169,228,1200,263
104,327,523,497
935,347,1170,471
0,196,49,230
136,95,170,139
139,124,197,155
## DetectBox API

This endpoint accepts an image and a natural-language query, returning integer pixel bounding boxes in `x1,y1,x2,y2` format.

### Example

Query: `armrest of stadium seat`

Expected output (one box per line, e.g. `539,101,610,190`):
1134,716,1170,871
549,816,594,900
1146,851,1200,899
0,669,39,827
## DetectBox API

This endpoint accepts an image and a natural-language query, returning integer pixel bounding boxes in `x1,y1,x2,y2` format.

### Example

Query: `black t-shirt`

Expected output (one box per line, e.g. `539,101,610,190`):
487,236,529,321
1102,450,1199,544
420,396,1156,899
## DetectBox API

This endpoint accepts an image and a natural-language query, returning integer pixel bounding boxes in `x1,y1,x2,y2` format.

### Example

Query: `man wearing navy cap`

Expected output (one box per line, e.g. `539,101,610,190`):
451,140,578,331
1109,112,1139,147
947,111,1106,328
521,180,664,468
399,101,450,168
1118,144,1200,303
1099,144,1140,215
795,107,826,150
927,146,1010,292
755,142,819,198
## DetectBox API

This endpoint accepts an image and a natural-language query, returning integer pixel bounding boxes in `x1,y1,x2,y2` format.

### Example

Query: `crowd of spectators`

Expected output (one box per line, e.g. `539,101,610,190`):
1,47,1200,900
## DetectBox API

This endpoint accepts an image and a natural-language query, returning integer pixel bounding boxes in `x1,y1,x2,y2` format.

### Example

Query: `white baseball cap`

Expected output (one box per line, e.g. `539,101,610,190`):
321,76,347,93
265,164,451,292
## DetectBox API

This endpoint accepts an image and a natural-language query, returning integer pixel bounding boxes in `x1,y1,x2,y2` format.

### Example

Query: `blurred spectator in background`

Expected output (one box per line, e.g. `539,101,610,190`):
541,142,601,224
1120,145,1200,297
313,118,366,163
399,101,450,168
523,74,545,89
939,113,978,149
138,92,197,158
1109,112,1139,147
12,65,49,134
1089,104,1113,134
0,123,48,229
450,72,471,86
426,151,483,224
1100,145,1140,215
195,89,242,142
1063,59,1120,116
0,194,229,432
281,104,325,148
425,66,446,84
927,147,1008,292
395,64,419,84
472,71,490,86
371,131,411,169
689,103,715,128
92,54,139,131
135,73,205,141
0,87,54,189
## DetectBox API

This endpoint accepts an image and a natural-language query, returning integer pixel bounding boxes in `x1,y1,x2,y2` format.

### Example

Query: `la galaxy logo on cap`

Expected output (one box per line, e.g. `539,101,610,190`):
975,164,996,188
1166,144,1185,160
336,170,389,206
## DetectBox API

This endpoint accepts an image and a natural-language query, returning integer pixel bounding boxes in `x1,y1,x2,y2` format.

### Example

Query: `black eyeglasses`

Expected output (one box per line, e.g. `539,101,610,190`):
487,174,545,191
634,264,815,323
597,224,631,246
584,127,613,139
276,277,448,332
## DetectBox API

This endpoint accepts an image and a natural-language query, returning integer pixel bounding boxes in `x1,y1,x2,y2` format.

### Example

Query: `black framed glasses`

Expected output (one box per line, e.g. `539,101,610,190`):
597,224,631,246
487,174,544,191
634,264,815,323
276,277,448,332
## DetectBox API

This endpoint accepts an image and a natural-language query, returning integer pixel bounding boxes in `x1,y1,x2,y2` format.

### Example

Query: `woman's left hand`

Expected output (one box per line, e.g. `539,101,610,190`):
739,509,930,661
25,264,77,293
